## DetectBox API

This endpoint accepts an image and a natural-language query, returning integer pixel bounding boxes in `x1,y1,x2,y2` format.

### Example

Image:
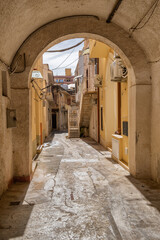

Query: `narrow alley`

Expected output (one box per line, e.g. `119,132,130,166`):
0,133,160,240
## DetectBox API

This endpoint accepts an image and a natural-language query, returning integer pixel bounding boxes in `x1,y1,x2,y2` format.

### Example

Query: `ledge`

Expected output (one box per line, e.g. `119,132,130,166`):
112,134,123,139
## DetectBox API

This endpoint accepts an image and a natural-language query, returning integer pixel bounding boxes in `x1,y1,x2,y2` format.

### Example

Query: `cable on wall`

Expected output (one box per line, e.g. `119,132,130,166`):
52,47,75,70
129,0,160,35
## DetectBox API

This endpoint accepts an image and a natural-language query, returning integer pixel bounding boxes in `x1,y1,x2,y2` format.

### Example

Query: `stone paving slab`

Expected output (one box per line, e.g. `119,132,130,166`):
0,133,160,239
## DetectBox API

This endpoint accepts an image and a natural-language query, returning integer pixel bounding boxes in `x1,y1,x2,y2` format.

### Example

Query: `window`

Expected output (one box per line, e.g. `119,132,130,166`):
2,71,8,96
101,107,103,131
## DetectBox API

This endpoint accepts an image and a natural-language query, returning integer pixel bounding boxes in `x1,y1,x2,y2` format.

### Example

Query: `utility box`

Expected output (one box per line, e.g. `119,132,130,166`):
112,134,123,161
7,109,17,128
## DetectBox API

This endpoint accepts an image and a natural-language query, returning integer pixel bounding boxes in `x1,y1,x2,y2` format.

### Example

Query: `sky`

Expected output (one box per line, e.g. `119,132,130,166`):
43,38,84,76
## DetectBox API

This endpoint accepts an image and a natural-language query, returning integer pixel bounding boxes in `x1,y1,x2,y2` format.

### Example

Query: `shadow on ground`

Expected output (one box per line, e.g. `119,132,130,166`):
1,134,160,239
81,137,110,152
82,136,160,214
126,175,160,212
0,183,33,240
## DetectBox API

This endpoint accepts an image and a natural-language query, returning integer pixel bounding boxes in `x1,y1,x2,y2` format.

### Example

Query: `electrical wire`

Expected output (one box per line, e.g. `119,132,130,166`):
31,82,43,100
51,47,90,71
46,39,84,53
0,54,26,74
52,57,79,71
52,47,75,70
31,78,53,101
32,79,42,91
9,54,25,75
130,0,160,34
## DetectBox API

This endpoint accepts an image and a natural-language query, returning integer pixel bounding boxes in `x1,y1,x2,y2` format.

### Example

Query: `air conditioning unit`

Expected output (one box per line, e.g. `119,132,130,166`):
110,57,128,82
94,74,103,87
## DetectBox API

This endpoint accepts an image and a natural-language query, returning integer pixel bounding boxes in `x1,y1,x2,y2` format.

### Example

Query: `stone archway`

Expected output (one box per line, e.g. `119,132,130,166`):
10,16,151,181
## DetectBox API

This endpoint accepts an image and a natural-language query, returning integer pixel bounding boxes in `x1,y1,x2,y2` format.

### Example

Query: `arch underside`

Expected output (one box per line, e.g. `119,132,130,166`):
10,17,150,88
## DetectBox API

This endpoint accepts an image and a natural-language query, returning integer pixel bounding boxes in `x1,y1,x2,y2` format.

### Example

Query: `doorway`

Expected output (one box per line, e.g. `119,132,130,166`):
52,114,57,129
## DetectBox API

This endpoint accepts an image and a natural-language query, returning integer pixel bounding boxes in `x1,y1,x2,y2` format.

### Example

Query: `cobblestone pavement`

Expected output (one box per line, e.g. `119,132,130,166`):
0,133,160,240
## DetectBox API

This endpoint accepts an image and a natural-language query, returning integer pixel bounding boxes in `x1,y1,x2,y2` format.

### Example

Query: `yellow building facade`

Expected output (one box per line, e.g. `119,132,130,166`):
31,58,50,157
89,40,129,165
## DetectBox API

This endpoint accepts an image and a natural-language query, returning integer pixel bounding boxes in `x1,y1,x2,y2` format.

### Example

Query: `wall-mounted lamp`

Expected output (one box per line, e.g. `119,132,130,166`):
31,70,43,80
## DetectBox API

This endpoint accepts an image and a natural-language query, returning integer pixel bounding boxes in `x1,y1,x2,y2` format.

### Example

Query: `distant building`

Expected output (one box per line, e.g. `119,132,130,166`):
54,68,75,88
46,85,74,131
53,68,76,104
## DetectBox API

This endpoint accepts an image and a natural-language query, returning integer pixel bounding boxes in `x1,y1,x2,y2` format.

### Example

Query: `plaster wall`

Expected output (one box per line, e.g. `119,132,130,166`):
32,57,49,155
1,0,159,66
89,104,98,142
89,40,110,58
11,88,32,180
151,62,160,182
99,55,118,148
31,84,37,157
0,65,13,196
59,93,69,131
121,81,128,164
1,1,160,197
128,83,151,178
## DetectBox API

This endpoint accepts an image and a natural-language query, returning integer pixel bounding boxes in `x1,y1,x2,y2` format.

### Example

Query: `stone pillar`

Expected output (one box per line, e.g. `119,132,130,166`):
129,84,151,178
11,88,32,181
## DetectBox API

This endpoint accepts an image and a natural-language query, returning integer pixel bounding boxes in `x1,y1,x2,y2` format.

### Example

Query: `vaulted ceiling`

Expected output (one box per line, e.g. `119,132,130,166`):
0,0,160,64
